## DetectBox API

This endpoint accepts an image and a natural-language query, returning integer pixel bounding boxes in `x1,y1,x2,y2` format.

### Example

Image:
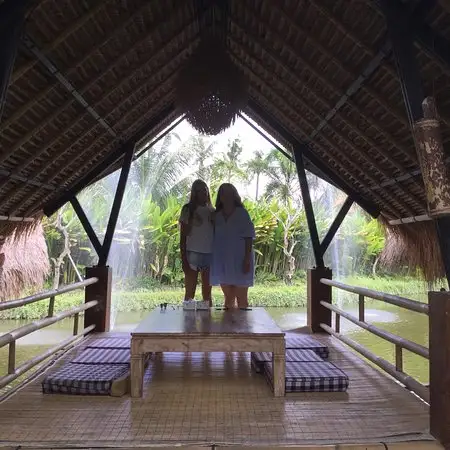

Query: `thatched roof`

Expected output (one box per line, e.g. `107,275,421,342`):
0,222,50,301
0,0,450,278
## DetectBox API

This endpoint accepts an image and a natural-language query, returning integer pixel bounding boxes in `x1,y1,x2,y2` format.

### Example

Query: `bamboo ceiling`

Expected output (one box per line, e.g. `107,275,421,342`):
1,0,450,224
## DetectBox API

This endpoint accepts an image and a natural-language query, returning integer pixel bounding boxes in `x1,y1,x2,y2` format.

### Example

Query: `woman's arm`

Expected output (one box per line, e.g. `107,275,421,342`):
180,222,191,272
179,206,191,272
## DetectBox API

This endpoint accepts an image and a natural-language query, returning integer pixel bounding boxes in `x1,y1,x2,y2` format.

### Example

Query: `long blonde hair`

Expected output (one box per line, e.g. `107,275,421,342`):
183,179,212,224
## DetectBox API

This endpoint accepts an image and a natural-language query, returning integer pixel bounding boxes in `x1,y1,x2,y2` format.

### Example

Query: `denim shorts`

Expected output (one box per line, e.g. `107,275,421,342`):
187,251,211,271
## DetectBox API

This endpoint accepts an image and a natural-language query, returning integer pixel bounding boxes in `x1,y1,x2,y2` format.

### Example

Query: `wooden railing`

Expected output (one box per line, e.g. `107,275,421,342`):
0,277,99,390
319,278,430,403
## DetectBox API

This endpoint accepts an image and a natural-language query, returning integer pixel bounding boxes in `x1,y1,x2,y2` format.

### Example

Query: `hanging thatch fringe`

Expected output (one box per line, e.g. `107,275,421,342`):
379,215,445,283
0,213,43,242
0,221,50,301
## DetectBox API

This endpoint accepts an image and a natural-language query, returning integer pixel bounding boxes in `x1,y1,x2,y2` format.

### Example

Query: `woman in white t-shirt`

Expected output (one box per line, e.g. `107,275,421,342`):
179,179,215,305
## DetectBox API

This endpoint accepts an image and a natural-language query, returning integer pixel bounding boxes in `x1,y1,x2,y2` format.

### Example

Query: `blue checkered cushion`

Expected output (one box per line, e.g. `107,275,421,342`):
86,337,130,349
71,348,130,365
264,361,349,393
251,349,322,373
42,363,129,395
285,334,329,359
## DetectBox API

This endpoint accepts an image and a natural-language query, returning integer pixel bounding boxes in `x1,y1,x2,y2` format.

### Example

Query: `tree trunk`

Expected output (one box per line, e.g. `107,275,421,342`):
372,255,380,277
52,211,72,289
255,173,260,201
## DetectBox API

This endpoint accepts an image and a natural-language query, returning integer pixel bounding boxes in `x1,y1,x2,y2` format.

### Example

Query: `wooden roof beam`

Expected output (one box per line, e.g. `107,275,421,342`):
374,0,450,72
371,156,450,190
248,91,405,218
0,0,28,121
228,39,414,179
13,85,176,216
232,4,411,130
3,2,152,132
22,34,117,138
0,38,196,194
0,3,194,148
11,0,111,83
307,0,397,77
42,102,176,218
230,47,423,214
229,19,416,163
4,78,176,214
380,0,450,289
247,99,380,218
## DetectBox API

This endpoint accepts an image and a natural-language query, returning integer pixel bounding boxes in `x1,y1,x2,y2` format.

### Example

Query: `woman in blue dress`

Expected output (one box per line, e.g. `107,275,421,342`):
210,183,255,309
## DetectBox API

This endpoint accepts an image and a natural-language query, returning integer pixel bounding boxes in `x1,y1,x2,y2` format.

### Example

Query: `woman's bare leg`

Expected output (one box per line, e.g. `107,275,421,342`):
184,268,198,300
201,268,212,306
235,286,249,308
221,284,237,308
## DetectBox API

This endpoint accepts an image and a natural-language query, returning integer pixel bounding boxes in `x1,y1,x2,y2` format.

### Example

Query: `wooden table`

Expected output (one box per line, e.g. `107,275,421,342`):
130,307,285,397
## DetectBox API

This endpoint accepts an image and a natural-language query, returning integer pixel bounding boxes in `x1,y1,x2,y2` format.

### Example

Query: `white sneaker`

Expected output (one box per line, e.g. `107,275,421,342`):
196,301,210,310
183,300,196,310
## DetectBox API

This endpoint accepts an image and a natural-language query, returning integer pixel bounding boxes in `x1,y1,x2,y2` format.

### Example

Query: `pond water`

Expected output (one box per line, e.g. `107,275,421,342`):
0,301,429,387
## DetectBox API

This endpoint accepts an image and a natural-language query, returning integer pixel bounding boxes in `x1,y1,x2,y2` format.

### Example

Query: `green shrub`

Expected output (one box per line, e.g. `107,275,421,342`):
0,276,431,320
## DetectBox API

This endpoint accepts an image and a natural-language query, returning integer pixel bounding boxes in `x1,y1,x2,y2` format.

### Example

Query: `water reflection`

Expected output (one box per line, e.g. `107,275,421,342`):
0,300,430,383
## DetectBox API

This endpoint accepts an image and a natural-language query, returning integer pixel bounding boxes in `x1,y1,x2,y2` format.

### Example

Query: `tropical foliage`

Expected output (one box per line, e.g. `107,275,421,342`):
43,133,386,288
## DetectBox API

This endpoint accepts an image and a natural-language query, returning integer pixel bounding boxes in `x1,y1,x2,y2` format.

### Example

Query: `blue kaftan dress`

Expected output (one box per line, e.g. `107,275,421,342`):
210,207,255,287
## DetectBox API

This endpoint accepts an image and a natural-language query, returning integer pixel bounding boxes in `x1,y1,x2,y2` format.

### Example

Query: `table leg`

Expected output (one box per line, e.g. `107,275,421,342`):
272,339,285,397
130,354,144,398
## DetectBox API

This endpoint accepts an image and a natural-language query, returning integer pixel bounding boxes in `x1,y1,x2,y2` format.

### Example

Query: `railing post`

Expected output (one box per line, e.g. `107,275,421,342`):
358,294,365,322
429,290,450,446
84,266,112,333
307,267,332,333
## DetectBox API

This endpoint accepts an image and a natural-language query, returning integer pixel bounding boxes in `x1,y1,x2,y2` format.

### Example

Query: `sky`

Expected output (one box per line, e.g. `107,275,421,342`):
152,114,285,200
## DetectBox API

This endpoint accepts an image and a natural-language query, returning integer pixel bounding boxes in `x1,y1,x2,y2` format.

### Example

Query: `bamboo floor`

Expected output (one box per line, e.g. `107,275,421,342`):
0,332,442,449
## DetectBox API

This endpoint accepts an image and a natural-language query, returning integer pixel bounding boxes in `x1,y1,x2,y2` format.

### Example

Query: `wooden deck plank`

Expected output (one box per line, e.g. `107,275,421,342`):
0,333,440,448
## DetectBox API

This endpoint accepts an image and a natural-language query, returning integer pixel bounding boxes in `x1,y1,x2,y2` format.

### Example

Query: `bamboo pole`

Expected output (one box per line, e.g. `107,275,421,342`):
0,300,98,348
321,323,429,402
321,301,429,358
388,214,432,225
0,277,98,312
0,325,95,390
320,278,429,314
0,215,35,222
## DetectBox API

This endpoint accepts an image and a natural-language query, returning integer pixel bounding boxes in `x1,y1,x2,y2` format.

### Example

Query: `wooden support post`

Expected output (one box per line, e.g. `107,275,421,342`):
358,294,365,322
307,267,332,333
98,144,134,266
293,147,324,268
320,196,353,255
0,0,28,121
429,290,450,447
382,0,450,287
70,196,103,257
247,100,380,218
84,266,112,333
414,99,450,287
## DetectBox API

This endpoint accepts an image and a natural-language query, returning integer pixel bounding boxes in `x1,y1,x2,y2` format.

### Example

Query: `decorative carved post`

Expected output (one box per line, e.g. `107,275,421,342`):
413,97,450,286
429,290,450,447
413,98,450,218
84,266,112,333
307,267,332,333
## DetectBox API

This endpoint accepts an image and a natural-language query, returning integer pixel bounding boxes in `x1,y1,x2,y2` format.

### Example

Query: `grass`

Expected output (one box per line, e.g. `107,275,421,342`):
0,276,431,321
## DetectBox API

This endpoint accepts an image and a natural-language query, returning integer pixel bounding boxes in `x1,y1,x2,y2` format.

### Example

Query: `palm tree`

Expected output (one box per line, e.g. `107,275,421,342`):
182,135,216,182
246,150,268,201
263,149,322,207
211,138,246,188
263,149,300,206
